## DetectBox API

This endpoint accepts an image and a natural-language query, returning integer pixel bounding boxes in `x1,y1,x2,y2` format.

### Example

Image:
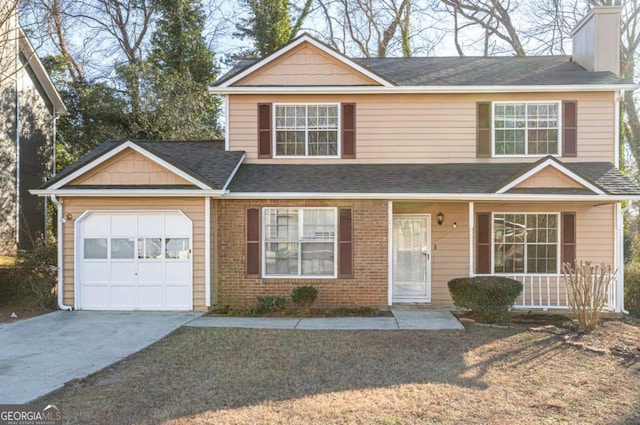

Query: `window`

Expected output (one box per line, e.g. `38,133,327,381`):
493,213,559,274
263,208,337,277
494,102,560,156
274,104,339,157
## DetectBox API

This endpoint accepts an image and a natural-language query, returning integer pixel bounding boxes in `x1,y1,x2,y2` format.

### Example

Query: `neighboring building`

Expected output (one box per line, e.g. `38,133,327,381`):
34,6,640,313
1,12,67,254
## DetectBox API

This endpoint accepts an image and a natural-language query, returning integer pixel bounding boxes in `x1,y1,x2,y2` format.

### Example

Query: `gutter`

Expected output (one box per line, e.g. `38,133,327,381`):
50,194,72,311
210,83,640,95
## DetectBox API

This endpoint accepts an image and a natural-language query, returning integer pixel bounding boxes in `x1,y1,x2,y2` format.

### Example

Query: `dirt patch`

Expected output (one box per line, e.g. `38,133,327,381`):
531,316,640,359
39,324,640,425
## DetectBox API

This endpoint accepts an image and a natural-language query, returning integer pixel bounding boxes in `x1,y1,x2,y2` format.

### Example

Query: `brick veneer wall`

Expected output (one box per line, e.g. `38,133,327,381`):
216,199,389,308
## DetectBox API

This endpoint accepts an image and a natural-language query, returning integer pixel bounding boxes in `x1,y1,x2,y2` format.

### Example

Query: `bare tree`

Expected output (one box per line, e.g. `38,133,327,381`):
316,0,418,57
440,0,525,56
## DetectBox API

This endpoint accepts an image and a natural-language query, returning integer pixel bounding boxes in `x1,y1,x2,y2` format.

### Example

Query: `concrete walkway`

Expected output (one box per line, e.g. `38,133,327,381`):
186,309,464,331
0,311,201,404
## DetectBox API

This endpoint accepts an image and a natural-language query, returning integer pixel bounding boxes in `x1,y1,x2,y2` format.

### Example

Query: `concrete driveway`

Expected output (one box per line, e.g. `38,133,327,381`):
0,311,201,403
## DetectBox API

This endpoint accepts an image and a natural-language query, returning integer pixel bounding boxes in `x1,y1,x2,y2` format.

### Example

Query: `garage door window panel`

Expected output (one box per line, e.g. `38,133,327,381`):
84,238,107,259
166,238,190,259
111,238,135,259
138,238,162,259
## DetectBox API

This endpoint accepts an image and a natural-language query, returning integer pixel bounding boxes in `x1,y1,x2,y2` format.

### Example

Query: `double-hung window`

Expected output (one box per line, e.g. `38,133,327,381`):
493,213,559,274
263,207,337,277
494,102,560,156
274,104,339,157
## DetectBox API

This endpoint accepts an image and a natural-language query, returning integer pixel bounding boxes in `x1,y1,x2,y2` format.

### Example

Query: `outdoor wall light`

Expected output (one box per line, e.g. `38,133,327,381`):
65,213,73,221
437,212,444,226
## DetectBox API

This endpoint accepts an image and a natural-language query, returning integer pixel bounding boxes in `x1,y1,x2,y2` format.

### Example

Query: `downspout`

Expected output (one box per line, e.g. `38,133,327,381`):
50,194,72,311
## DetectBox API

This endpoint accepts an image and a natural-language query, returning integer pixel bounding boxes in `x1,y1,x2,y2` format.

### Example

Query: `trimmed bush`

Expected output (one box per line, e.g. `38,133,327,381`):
448,276,523,323
625,262,640,317
253,295,286,315
291,285,318,307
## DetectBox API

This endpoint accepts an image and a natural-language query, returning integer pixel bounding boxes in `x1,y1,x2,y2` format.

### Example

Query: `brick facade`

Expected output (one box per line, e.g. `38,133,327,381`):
215,199,389,308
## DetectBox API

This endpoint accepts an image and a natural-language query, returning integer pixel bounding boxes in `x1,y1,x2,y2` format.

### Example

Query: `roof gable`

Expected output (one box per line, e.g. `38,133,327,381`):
47,141,214,191
18,27,67,114
511,165,586,190
216,34,393,88
236,43,380,86
68,149,194,187
495,156,605,195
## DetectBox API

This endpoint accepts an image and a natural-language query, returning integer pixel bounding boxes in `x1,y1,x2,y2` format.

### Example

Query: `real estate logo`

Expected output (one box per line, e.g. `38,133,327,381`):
0,404,61,425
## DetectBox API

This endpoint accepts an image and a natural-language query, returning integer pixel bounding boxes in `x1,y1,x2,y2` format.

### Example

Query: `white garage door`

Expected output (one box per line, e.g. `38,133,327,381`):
77,211,192,311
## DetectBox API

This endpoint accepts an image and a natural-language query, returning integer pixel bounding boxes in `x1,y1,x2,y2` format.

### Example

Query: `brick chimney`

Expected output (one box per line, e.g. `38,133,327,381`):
571,6,622,75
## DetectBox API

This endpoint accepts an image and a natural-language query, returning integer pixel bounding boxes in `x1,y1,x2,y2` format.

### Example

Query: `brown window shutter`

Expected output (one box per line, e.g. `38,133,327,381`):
342,103,356,159
476,102,492,158
562,100,577,157
476,212,491,274
257,103,272,158
246,207,261,277
561,212,576,267
338,207,353,278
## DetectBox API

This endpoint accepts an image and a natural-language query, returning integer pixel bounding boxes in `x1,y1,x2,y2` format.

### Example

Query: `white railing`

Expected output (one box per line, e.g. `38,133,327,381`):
475,274,617,311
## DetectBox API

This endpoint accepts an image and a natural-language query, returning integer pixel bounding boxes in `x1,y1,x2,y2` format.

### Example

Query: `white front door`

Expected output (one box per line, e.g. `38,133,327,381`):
77,211,193,311
392,214,431,303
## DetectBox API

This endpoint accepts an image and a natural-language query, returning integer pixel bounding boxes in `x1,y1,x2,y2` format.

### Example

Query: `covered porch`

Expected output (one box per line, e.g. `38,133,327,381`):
388,199,623,312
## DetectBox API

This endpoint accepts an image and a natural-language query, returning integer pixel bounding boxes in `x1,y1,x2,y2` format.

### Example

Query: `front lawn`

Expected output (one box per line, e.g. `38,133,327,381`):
41,324,640,425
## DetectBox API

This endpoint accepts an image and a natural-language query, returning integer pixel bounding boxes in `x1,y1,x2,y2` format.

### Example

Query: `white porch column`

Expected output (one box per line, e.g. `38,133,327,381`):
615,202,624,312
469,201,474,277
387,200,393,306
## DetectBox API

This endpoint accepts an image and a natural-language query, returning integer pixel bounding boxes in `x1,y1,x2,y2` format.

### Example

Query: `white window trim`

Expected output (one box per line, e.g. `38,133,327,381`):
261,207,338,279
490,212,561,275
491,101,563,158
272,103,341,159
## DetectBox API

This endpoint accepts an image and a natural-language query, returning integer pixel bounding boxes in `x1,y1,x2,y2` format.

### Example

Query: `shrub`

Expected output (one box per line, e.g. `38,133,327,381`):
253,295,286,315
624,263,640,318
9,239,58,309
448,276,523,323
562,260,613,332
291,285,318,307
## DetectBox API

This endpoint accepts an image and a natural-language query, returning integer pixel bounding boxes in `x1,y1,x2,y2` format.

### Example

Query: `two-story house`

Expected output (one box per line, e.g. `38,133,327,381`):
1,12,67,254
33,6,640,313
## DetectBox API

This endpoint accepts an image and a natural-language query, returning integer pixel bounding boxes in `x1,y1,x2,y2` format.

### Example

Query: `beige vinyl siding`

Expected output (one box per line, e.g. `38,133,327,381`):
237,44,378,86
228,92,615,164
513,166,584,189
70,150,192,186
60,197,207,311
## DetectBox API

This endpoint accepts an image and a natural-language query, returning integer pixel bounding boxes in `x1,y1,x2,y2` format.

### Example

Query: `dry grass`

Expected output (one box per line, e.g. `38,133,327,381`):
39,324,640,425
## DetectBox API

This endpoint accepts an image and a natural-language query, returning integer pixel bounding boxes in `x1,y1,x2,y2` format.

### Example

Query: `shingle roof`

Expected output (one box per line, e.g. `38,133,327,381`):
41,140,245,190
355,56,630,86
227,162,640,196
215,55,632,87
42,140,640,197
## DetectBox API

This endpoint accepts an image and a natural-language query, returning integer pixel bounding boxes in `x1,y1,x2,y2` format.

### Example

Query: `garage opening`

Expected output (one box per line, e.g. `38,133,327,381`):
77,211,193,310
